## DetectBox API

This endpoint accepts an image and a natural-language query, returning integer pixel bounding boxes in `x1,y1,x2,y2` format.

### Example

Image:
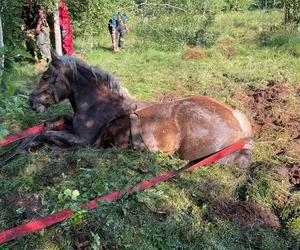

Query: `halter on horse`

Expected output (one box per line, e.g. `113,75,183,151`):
29,53,253,168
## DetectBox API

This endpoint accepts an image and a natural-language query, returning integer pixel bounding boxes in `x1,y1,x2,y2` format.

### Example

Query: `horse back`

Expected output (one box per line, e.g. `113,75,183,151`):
135,96,252,161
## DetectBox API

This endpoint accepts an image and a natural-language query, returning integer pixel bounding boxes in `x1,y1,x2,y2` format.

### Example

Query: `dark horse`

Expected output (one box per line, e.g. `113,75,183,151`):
29,53,253,167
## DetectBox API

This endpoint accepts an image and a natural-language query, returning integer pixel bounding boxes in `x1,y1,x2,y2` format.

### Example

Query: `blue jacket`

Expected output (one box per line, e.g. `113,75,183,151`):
110,14,127,28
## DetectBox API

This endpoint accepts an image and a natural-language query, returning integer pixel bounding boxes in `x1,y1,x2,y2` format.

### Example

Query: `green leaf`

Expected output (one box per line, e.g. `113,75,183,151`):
58,193,64,201
70,203,79,211
16,207,26,214
96,182,105,193
71,214,82,224
6,84,15,96
71,190,80,200
63,203,70,209
64,189,72,197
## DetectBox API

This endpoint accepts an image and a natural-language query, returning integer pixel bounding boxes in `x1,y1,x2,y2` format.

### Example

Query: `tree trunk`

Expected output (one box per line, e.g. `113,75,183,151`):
284,3,290,23
54,1,62,56
0,15,4,85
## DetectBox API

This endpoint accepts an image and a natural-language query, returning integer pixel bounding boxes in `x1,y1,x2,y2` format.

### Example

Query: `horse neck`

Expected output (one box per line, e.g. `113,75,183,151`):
67,74,134,115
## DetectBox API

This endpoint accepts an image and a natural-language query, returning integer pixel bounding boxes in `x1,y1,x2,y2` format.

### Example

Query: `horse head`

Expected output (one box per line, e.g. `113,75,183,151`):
29,51,71,112
29,52,133,114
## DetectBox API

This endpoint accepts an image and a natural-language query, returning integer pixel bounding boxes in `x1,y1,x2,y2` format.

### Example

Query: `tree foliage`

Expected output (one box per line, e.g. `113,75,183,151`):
1,0,299,49
223,0,256,10
282,0,300,23
1,0,23,45
63,0,133,35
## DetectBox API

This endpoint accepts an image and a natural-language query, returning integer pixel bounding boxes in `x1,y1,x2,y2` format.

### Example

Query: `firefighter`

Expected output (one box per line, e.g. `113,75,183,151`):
108,13,129,51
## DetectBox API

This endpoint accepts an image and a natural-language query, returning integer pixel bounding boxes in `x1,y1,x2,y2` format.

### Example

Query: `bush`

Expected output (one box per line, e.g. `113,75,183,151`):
134,0,224,50
1,0,23,45
64,0,133,36
223,0,256,11
259,24,300,57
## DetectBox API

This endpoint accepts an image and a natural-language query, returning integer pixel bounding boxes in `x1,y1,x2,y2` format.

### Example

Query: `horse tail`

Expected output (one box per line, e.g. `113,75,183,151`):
232,109,254,150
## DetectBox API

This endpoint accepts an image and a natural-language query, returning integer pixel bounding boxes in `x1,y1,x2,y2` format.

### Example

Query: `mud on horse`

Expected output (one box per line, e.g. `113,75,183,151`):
29,52,253,168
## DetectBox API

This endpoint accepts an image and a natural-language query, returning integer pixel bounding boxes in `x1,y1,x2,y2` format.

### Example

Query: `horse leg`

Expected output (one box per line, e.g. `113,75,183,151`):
1,130,83,165
22,115,74,150
34,130,85,148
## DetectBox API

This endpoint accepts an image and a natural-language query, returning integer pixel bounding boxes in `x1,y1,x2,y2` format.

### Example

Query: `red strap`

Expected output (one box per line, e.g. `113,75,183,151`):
0,124,45,148
0,139,245,244
0,123,66,148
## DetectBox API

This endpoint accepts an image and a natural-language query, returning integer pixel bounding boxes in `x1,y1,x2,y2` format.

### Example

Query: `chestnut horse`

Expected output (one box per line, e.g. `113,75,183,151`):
29,53,253,167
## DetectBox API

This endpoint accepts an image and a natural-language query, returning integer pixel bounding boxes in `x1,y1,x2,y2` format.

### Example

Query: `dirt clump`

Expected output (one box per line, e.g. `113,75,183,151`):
221,47,236,59
244,80,300,137
73,231,91,250
3,193,42,219
217,35,235,45
208,199,281,229
183,47,207,60
289,163,300,186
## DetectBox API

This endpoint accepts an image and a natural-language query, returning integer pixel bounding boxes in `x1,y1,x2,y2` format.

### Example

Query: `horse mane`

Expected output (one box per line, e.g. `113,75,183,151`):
58,56,131,99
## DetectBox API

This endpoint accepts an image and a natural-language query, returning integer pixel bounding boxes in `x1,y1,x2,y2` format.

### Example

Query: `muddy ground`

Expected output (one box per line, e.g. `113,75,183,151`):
243,80,300,185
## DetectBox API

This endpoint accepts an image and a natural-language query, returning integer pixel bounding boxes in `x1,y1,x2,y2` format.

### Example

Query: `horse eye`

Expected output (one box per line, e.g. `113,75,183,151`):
42,74,50,80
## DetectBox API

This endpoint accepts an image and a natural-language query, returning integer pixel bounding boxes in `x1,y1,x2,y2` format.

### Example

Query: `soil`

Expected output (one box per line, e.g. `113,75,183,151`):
208,199,281,229
183,47,207,60
243,80,300,186
217,35,235,46
289,163,300,186
73,230,91,250
244,80,300,137
221,47,236,59
3,193,43,219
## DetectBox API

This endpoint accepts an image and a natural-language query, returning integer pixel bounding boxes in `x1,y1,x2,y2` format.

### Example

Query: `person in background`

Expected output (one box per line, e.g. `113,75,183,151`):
58,0,74,56
108,13,129,52
21,0,38,60
35,5,51,62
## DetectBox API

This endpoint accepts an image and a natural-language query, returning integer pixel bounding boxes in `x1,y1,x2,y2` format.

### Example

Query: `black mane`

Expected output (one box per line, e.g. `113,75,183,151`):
58,56,131,98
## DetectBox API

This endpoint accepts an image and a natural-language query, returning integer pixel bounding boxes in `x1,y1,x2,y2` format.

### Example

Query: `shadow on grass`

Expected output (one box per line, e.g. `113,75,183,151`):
97,45,114,52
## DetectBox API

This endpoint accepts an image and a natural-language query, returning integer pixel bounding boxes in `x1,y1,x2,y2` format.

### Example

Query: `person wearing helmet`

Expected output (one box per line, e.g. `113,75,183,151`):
108,13,129,52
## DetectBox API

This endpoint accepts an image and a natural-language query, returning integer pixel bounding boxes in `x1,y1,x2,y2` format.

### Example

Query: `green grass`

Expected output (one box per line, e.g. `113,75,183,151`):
1,9,300,249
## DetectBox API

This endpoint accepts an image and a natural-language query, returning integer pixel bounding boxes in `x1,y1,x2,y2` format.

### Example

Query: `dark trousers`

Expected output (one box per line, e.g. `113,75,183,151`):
109,26,127,49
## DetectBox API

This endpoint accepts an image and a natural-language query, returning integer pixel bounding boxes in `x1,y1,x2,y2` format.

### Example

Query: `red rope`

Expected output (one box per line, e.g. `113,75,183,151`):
0,124,45,148
0,139,245,245
0,123,65,148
